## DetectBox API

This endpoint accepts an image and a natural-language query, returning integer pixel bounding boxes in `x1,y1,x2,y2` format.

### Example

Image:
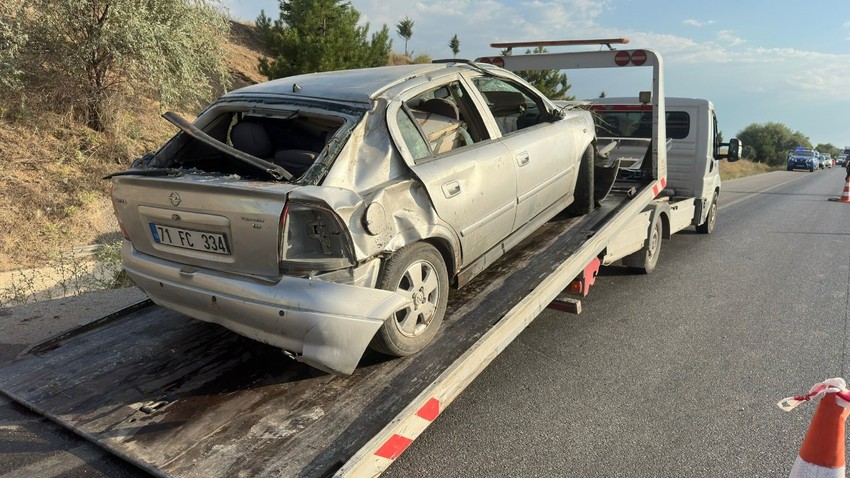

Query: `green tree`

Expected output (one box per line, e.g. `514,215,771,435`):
16,0,230,131
505,47,574,100
736,122,811,166
396,16,414,57
815,143,839,157
449,34,460,58
258,0,391,80
0,0,27,90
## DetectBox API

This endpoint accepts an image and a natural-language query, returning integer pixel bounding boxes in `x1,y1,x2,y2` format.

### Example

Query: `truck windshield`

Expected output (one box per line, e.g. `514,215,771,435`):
590,108,690,140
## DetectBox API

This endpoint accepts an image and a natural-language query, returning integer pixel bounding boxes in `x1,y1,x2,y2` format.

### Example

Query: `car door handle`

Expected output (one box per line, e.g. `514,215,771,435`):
516,152,530,167
442,180,461,198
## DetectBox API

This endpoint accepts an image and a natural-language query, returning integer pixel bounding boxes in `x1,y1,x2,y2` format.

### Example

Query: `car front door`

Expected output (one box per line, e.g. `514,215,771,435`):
466,74,579,230
387,79,517,267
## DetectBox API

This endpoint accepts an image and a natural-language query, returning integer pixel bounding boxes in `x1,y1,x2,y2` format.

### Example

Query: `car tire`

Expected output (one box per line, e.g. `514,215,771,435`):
696,192,718,234
787,166,793,171
623,212,662,274
369,242,449,357
566,146,594,215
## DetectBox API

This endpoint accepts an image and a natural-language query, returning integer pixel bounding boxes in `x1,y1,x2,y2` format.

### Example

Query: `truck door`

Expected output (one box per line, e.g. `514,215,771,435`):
387,79,517,267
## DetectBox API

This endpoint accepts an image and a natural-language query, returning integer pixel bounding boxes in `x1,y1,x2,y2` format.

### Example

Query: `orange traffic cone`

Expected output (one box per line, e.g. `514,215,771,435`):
841,176,850,203
778,378,850,477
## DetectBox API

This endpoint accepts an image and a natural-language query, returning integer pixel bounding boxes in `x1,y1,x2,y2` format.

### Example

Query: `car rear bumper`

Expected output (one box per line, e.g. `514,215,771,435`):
122,242,406,375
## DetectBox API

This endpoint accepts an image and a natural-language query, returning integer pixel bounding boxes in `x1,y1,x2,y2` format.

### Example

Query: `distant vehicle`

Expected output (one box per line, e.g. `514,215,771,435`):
839,146,850,166
820,153,833,169
787,149,819,172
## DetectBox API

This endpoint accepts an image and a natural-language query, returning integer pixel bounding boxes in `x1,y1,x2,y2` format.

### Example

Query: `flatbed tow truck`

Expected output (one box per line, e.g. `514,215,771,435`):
0,41,734,477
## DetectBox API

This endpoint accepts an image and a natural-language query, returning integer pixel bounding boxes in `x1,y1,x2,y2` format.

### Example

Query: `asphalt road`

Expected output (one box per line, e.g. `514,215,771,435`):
386,167,850,477
1,167,848,477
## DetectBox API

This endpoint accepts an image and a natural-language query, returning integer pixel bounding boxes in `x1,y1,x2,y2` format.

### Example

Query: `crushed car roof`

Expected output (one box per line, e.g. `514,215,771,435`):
223,63,456,105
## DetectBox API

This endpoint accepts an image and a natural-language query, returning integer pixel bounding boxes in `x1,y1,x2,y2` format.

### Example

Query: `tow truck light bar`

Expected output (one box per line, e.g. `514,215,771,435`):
490,37,630,53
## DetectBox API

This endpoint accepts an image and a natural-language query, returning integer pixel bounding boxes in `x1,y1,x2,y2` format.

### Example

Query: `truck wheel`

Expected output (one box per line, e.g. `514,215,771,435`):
566,146,594,215
696,193,718,234
623,213,662,274
370,242,449,357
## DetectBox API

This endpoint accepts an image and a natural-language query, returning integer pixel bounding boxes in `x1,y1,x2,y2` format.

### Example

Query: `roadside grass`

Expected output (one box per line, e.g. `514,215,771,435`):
720,159,778,180
0,241,133,308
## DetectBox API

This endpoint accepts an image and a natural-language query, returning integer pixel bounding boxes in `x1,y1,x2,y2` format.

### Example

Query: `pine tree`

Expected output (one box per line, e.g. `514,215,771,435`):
257,0,392,80
510,47,574,100
449,34,460,58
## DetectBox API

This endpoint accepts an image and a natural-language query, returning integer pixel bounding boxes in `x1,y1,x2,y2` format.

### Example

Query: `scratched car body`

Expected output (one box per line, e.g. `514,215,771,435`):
109,62,594,374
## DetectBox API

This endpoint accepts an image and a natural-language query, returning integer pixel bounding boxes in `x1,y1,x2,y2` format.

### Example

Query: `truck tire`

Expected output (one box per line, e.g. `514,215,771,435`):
696,192,718,234
566,147,594,215
370,242,449,357
623,213,662,274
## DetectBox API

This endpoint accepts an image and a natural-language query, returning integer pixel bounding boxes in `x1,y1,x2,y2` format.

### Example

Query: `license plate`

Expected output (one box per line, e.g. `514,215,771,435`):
149,224,230,255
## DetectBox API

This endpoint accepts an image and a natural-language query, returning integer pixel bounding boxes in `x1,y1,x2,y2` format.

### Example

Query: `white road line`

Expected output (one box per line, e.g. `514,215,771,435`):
0,444,104,478
719,174,808,212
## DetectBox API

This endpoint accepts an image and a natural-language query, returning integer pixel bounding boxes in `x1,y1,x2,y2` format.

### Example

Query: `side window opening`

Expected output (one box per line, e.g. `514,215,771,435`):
471,77,545,135
399,82,484,158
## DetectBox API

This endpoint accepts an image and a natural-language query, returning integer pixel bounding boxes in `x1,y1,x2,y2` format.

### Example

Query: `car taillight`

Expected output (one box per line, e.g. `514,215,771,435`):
278,201,355,274
109,182,130,240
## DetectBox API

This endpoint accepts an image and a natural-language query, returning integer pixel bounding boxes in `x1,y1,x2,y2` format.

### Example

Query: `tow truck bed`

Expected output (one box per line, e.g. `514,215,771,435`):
0,187,651,477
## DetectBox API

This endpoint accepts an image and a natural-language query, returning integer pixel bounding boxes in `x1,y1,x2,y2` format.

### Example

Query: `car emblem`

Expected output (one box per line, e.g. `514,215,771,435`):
169,192,181,207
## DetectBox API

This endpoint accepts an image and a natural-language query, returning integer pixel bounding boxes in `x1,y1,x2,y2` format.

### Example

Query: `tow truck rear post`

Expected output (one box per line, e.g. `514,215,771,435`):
0,40,736,477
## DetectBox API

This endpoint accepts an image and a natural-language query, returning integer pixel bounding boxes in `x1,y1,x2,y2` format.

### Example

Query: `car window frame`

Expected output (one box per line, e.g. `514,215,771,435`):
386,76,491,166
460,71,554,139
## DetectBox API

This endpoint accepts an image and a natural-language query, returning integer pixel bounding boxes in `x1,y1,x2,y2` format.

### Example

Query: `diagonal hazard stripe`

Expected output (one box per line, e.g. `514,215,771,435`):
374,434,413,460
416,398,440,422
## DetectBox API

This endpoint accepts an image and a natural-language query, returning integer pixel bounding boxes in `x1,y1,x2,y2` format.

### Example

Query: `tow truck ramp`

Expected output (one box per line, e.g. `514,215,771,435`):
0,184,655,477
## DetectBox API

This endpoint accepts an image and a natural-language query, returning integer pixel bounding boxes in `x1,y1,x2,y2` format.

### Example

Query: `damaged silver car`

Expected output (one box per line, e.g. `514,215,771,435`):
108,62,596,375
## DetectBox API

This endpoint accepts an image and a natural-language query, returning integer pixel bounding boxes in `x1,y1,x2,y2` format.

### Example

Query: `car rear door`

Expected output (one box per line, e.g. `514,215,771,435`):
387,78,517,267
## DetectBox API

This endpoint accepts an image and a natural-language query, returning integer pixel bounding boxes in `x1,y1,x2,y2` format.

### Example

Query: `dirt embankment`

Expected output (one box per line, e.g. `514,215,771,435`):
0,20,270,273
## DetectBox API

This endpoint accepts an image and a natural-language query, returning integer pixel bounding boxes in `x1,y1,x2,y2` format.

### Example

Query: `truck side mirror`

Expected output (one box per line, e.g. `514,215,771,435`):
717,138,742,162
726,138,741,162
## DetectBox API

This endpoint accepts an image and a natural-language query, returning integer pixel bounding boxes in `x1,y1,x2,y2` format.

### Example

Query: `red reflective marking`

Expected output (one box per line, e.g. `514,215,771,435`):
660,177,667,189
652,184,660,196
614,51,630,66
631,50,647,66
417,398,440,422
375,434,414,460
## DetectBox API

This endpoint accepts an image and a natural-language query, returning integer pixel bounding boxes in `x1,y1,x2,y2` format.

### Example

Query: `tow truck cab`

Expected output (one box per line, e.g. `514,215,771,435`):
587,97,740,228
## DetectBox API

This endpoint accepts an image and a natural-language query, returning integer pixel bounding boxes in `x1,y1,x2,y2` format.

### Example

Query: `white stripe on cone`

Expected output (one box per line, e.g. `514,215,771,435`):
779,378,850,478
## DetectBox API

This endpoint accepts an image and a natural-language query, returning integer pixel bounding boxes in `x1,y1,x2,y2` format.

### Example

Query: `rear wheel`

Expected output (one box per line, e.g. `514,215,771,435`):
370,242,449,357
696,192,718,234
623,213,662,274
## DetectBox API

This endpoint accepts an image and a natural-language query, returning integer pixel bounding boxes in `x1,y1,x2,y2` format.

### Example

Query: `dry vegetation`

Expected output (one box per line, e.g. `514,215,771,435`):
0,20,270,272
719,159,778,180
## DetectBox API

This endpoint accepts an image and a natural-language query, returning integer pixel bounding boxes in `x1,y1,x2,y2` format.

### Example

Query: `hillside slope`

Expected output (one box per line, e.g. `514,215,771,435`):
0,21,270,272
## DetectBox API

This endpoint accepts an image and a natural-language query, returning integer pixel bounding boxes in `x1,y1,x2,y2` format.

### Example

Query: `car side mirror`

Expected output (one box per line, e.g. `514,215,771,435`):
717,138,742,162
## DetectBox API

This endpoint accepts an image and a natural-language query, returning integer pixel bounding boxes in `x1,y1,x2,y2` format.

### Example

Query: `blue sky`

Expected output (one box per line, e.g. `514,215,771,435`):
223,0,850,148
